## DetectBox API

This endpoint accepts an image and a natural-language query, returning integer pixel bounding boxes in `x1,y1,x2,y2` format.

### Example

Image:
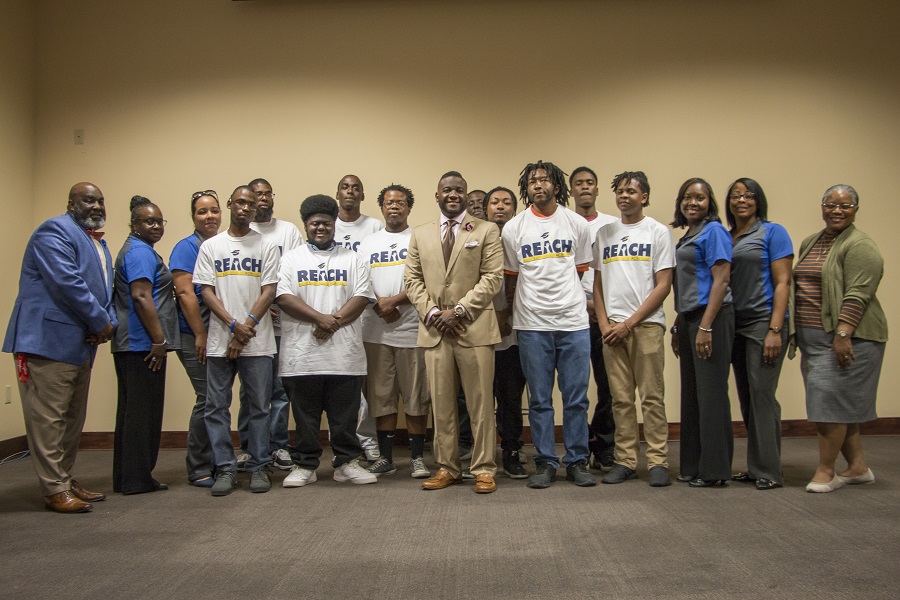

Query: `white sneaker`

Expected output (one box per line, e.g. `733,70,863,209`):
364,446,381,463
283,466,317,488
333,459,377,484
410,457,431,479
236,451,251,472
271,448,293,471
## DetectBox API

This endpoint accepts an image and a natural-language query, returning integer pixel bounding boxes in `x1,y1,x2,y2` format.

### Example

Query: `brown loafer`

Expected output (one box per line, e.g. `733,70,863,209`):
44,490,92,513
421,468,462,490
71,480,106,502
474,473,496,494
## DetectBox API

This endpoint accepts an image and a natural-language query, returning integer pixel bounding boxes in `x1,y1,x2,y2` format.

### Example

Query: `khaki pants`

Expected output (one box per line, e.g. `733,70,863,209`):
17,355,92,496
602,323,668,470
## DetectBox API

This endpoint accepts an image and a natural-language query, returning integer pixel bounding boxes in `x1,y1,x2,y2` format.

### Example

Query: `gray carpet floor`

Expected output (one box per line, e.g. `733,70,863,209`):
1,437,898,600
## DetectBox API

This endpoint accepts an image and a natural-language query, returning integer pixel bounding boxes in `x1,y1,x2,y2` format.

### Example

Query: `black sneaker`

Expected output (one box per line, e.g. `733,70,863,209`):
648,466,672,487
591,448,615,472
249,469,271,493
502,450,528,479
527,463,557,489
211,471,236,497
566,461,598,487
602,464,638,484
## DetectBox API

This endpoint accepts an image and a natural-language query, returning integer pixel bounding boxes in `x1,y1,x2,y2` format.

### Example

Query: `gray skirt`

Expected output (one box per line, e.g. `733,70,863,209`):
796,327,884,423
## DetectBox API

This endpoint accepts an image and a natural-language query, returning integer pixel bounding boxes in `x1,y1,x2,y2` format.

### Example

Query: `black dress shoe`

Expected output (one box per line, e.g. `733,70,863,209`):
755,478,782,490
732,472,753,482
688,478,728,488
676,474,695,483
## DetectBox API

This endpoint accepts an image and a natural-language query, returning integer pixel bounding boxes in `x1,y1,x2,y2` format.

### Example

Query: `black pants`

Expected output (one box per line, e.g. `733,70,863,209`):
495,345,525,451
678,305,735,481
113,352,165,494
283,375,363,469
588,321,614,454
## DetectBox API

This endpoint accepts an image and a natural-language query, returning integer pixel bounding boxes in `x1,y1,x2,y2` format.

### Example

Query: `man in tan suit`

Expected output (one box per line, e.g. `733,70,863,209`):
404,171,503,493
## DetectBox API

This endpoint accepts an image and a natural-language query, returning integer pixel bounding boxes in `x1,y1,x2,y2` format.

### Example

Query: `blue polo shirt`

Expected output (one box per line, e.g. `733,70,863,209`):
674,219,733,314
731,219,794,326
169,232,209,334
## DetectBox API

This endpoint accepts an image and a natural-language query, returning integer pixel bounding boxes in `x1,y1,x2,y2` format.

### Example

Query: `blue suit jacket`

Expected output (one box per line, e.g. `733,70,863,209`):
3,213,116,366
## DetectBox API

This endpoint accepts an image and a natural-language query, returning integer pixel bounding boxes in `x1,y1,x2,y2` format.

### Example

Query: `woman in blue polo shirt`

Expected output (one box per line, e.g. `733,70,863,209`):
726,178,793,490
112,196,179,494
170,191,221,487
670,178,734,487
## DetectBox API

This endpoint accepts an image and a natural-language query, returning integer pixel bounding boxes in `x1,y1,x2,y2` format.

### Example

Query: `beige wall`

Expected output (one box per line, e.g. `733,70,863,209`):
1,0,36,441
8,0,898,436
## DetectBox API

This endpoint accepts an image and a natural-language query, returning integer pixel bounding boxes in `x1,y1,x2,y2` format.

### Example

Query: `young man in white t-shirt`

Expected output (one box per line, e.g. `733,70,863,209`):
570,166,619,472
502,161,596,489
232,177,304,472
357,184,431,479
276,195,376,487
334,174,384,463
193,185,280,496
592,171,675,487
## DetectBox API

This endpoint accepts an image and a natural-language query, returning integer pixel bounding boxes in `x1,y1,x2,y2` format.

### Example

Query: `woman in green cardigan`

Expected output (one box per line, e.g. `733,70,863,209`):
793,184,887,493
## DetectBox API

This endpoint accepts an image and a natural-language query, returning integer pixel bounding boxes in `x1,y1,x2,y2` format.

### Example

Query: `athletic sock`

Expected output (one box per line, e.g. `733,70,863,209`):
409,433,425,460
377,430,395,464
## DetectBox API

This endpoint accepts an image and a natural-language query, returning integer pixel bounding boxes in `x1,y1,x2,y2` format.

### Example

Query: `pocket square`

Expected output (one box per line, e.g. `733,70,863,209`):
464,241,480,248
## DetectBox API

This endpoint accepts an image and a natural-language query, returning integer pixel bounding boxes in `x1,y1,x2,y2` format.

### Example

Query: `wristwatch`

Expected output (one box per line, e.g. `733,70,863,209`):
453,304,466,319
835,329,849,338
768,326,781,334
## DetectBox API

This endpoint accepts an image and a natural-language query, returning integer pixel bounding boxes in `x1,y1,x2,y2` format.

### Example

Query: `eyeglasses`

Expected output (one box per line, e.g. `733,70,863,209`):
822,202,856,211
383,199,409,208
255,191,274,199
137,218,167,227
729,192,756,201
192,190,218,200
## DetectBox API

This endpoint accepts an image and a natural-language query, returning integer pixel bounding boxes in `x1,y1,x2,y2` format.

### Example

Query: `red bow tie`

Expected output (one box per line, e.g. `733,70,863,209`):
86,229,105,241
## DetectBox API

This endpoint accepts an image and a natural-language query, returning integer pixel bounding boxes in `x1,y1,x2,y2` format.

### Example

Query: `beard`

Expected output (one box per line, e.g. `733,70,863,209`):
74,214,106,230
255,206,273,222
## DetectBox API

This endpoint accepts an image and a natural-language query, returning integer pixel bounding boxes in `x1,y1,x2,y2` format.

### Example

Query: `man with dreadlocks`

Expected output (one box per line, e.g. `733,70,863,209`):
501,161,596,488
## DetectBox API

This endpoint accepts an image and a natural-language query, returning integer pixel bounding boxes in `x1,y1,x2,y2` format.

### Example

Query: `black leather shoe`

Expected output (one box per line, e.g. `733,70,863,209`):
688,478,728,488
732,472,753,482
676,474,695,483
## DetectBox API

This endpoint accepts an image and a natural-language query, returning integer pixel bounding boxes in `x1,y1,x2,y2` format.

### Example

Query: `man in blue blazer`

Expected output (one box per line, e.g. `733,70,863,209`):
3,182,116,513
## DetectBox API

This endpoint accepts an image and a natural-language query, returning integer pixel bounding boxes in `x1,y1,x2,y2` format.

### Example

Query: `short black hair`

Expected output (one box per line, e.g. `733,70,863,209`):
725,178,769,230
231,185,254,199
483,186,518,213
569,166,598,187
671,177,720,228
439,171,464,181
248,178,271,189
518,161,569,207
377,184,415,208
611,171,651,206
300,194,339,222
467,189,486,197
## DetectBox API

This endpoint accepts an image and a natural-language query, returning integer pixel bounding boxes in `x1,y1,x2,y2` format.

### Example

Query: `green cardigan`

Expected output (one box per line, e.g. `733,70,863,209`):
791,224,887,351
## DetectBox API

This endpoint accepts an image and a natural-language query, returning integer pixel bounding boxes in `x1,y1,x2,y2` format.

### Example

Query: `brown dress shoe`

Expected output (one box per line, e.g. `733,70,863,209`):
474,473,496,494
71,480,106,502
44,490,93,513
421,468,462,490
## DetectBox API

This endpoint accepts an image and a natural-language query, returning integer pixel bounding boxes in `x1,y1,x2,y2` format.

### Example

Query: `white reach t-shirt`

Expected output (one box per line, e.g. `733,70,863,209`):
357,228,419,348
501,205,593,332
193,230,280,357
250,217,304,333
334,214,384,252
579,212,619,298
591,216,676,327
276,243,371,376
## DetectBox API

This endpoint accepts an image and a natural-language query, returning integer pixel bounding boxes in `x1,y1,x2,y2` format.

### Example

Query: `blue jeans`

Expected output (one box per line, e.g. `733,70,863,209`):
206,355,272,473
237,336,290,453
517,329,591,468
175,330,213,482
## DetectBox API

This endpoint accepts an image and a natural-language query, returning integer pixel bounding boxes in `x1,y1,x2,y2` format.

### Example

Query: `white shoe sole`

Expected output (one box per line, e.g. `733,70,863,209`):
334,472,377,484
411,470,431,479
837,468,875,485
283,471,317,488
805,475,845,493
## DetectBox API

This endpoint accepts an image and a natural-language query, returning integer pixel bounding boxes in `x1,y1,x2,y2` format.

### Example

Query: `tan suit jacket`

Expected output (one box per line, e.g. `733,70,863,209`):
404,212,503,477
404,213,503,346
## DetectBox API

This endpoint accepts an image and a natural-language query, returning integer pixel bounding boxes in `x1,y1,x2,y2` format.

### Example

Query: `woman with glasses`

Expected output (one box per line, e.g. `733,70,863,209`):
794,184,886,493
725,179,793,490
111,196,178,494
670,178,735,487
170,191,222,487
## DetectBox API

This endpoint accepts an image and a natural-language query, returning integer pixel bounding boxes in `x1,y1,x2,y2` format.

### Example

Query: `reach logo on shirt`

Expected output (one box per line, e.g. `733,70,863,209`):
521,233,574,263
602,236,652,263
337,235,361,251
215,251,263,277
369,243,407,268
296,262,349,286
